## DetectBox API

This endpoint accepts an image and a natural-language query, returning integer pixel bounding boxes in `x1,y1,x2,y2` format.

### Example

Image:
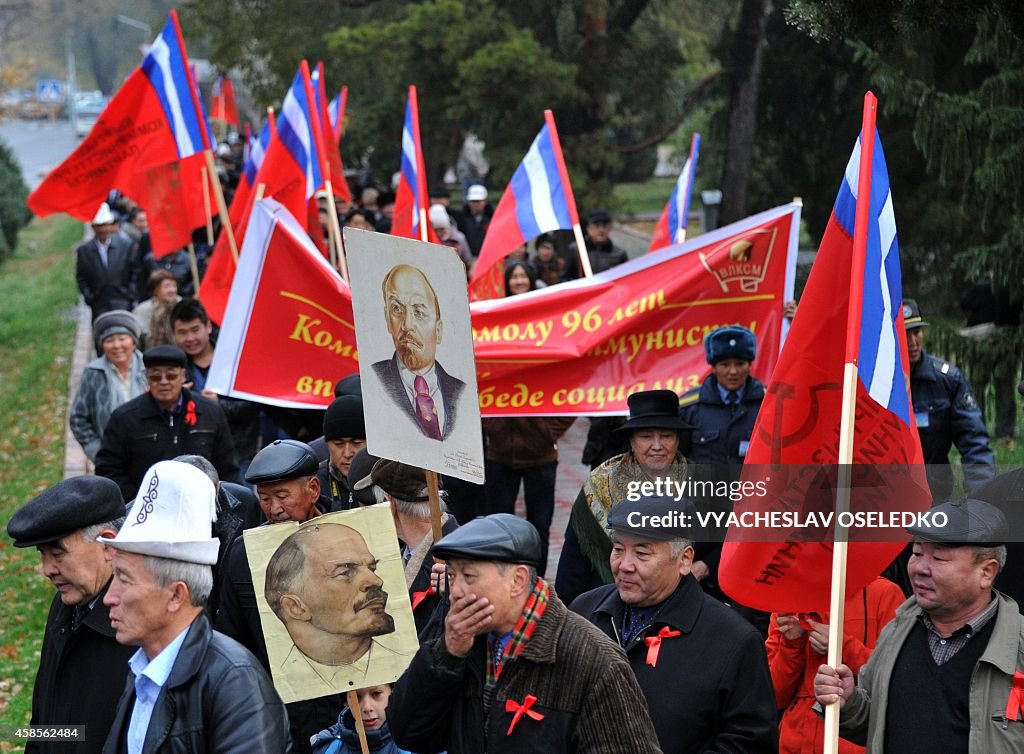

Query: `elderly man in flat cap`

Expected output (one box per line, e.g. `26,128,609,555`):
356,459,458,636
95,344,239,501
815,498,1024,753
389,514,662,753
98,461,288,753
215,439,338,754
7,476,133,754
571,496,778,753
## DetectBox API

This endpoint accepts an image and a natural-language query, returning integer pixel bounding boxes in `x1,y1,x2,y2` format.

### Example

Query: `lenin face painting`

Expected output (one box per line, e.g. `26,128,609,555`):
264,522,395,666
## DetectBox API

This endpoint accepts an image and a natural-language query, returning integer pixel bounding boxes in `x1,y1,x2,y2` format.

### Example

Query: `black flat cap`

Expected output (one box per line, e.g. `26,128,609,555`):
361,459,429,502
432,514,542,568
143,344,187,369
906,498,1008,545
246,439,319,485
8,476,125,547
615,389,691,433
347,449,381,505
587,209,611,225
607,495,695,542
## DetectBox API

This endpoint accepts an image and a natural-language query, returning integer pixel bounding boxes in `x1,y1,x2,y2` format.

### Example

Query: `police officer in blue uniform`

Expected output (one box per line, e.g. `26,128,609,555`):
679,325,765,465
904,299,995,501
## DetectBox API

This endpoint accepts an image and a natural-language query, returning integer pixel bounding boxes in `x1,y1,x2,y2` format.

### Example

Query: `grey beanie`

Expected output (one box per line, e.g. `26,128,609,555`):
94,310,141,347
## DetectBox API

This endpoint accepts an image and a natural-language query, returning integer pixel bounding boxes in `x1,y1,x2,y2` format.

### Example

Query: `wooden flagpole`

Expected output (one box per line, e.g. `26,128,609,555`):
204,150,239,263
346,690,371,754
201,165,214,245
823,91,878,754
186,243,201,298
324,182,349,282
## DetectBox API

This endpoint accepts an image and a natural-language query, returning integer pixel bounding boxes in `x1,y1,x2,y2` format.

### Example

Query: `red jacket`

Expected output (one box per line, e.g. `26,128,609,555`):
766,577,905,754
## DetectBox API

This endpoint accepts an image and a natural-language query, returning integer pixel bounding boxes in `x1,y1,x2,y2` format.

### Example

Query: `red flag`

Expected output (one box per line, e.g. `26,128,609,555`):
392,86,439,243
207,198,356,407
210,76,240,127
123,154,211,257
27,11,209,250
718,108,930,612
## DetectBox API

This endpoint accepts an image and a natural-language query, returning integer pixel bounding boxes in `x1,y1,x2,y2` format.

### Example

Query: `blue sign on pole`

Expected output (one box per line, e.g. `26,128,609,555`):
36,80,62,103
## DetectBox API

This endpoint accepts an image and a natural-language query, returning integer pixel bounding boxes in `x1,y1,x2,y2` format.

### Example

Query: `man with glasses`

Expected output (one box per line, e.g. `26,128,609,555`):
96,345,239,501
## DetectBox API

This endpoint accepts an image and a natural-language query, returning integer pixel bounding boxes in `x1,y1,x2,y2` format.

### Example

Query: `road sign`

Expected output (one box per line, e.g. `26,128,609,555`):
36,80,63,103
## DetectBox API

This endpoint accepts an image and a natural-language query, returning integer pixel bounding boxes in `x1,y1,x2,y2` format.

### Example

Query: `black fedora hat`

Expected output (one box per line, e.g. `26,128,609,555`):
615,389,691,433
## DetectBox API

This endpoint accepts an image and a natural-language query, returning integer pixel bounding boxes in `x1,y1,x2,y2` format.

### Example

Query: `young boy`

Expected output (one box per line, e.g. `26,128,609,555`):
310,684,410,754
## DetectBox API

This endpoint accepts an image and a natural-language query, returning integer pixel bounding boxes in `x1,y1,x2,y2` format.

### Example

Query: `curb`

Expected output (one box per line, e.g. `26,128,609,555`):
63,301,92,480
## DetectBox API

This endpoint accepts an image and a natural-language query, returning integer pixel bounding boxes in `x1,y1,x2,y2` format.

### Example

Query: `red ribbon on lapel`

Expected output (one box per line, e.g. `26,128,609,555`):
185,400,197,426
644,626,681,667
1005,670,1024,721
505,694,544,735
410,585,435,611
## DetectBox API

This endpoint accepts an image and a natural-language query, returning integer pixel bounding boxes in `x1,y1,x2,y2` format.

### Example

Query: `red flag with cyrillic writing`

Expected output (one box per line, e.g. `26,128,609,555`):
27,11,208,251
718,127,930,613
209,201,801,414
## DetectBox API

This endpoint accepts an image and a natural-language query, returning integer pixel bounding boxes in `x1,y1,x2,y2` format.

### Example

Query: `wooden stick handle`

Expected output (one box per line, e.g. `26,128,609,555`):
347,689,371,754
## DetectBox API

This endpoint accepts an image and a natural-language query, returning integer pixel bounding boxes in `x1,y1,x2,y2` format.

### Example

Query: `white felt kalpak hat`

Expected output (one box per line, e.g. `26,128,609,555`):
91,202,116,225
100,461,219,565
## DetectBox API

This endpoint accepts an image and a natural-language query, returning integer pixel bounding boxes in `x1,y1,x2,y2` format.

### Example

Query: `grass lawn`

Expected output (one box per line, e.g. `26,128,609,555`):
0,214,80,739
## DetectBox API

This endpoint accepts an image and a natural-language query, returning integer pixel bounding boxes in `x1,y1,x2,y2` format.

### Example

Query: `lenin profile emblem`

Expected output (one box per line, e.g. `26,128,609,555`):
698,226,778,293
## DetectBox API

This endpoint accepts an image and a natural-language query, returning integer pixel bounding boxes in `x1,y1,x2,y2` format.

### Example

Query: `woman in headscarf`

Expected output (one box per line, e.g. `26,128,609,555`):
555,389,702,604
70,310,148,462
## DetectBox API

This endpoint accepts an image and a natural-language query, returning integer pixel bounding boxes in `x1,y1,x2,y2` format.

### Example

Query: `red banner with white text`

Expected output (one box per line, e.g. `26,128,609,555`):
208,200,801,415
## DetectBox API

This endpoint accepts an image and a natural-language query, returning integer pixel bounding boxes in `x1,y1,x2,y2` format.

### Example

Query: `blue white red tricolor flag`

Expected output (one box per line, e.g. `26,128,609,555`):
392,85,438,243
470,110,580,296
719,95,930,612
201,63,328,324
649,132,700,252
228,120,271,229
312,63,350,201
27,10,210,233
329,87,347,141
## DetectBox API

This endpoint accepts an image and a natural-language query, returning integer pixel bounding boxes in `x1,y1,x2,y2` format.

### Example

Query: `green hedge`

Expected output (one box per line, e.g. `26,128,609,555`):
0,138,32,262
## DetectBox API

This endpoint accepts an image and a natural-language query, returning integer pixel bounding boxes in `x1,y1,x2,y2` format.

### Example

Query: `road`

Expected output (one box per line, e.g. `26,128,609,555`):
0,117,79,190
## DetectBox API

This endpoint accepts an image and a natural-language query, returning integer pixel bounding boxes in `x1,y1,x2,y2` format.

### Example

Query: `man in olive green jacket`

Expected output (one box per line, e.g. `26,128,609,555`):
815,499,1024,752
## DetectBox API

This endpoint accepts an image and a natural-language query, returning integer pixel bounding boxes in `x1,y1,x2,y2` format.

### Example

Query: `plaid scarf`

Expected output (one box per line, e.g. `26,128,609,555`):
485,576,550,690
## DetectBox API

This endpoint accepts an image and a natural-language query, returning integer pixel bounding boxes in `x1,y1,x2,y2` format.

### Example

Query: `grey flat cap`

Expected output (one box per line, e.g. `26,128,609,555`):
431,514,542,569
906,498,1008,545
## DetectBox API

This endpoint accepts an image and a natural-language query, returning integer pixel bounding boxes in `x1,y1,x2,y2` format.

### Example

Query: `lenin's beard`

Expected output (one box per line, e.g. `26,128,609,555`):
396,332,432,372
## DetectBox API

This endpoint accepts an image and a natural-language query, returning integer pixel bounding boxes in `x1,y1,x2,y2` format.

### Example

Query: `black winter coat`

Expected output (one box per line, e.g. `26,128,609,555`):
95,388,240,501
571,576,779,754
28,583,135,754
390,592,662,754
101,613,289,754
679,375,765,465
75,235,138,318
